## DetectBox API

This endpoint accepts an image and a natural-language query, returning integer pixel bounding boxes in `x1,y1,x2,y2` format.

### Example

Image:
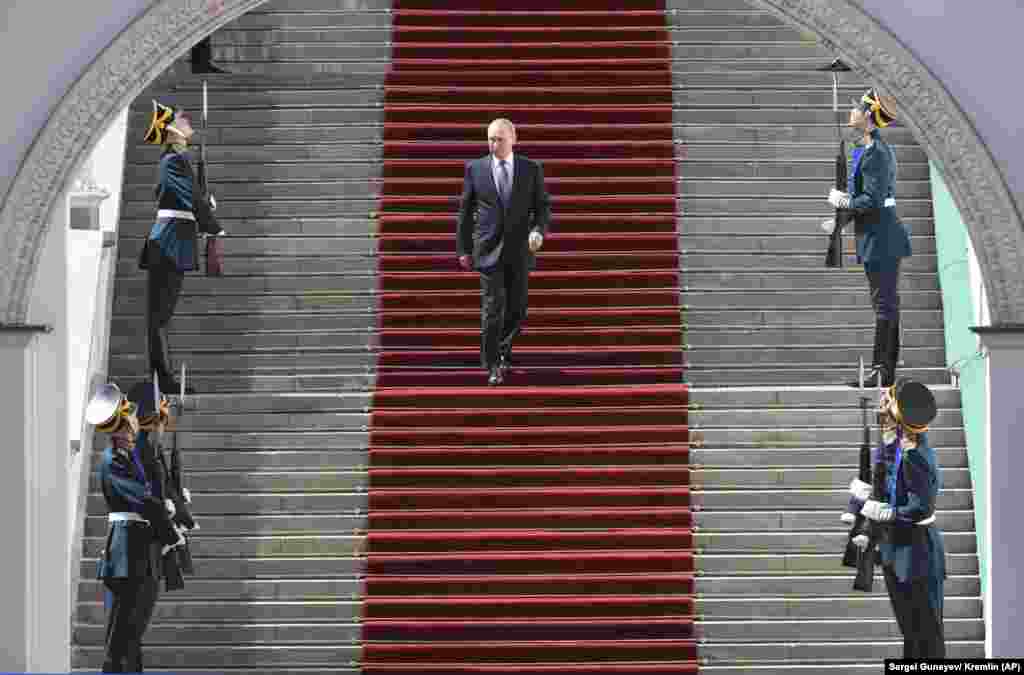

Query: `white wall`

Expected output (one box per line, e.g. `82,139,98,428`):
66,108,129,631
67,109,128,444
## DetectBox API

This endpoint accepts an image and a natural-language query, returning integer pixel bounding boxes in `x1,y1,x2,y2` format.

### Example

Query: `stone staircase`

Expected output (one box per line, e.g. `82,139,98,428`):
666,1,982,669
72,0,982,672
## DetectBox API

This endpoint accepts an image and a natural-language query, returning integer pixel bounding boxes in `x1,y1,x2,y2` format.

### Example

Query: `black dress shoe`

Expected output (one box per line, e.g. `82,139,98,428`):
846,366,890,389
164,379,197,396
487,367,504,386
192,61,231,74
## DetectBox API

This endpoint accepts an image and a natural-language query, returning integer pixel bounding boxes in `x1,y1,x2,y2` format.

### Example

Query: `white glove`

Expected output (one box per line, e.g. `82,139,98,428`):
849,478,872,502
851,534,870,551
161,525,187,557
840,512,856,524
860,499,894,522
182,487,192,504
820,218,836,235
528,230,543,253
828,188,851,209
164,498,176,518
209,194,217,212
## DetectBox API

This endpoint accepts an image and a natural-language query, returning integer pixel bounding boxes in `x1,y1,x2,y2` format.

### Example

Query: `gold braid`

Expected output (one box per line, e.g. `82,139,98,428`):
96,398,136,433
138,396,171,431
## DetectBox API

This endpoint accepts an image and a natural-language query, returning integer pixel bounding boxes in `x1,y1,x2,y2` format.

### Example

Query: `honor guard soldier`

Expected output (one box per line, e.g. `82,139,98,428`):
827,89,911,388
855,378,946,658
141,100,225,393
88,381,183,672
127,378,197,591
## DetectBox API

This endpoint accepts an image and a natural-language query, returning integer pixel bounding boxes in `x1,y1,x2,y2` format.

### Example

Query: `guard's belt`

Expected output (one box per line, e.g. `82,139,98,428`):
157,209,196,221
108,512,149,524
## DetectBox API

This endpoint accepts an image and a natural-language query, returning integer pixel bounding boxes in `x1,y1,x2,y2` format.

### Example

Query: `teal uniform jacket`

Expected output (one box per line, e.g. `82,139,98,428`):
846,128,912,269
145,148,221,272
96,432,173,580
877,432,947,609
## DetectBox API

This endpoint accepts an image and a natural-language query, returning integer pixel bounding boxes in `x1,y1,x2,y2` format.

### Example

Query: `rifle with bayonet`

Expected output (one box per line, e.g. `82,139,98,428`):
161,363,196,585
820,58,852,268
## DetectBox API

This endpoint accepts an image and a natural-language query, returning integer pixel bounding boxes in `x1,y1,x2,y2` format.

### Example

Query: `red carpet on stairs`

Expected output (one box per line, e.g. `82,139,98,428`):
364,2,696,673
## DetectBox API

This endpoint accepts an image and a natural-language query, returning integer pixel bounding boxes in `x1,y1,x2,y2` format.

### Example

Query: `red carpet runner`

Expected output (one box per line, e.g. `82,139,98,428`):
363,3,695,673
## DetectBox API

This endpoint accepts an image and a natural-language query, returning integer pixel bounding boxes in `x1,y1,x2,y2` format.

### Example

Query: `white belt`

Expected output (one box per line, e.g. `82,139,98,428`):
109,512,149,524
915,514,935,526
157,209,195,221
883,197,896,208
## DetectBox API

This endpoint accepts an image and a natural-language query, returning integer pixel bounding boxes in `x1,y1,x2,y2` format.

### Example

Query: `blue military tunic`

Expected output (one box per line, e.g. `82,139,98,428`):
848,128,912,269
876,432,947,613
97,432,162,580
147,147,220,272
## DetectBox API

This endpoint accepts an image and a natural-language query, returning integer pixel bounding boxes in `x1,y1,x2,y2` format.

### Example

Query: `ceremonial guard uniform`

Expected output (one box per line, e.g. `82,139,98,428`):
828,89,912,387
128,379,197,591
88,381,182,672
141,100,223,391
856,379,946,658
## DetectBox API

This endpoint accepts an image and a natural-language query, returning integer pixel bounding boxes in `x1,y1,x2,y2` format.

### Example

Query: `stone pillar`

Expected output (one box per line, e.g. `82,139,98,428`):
971,324,1024,658
0,193,72,672
0,330,39,672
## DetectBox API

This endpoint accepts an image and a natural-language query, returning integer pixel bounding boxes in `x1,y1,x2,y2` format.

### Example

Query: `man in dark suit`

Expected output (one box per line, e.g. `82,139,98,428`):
827,88,911,387
140,100,225,393
457,118,551,385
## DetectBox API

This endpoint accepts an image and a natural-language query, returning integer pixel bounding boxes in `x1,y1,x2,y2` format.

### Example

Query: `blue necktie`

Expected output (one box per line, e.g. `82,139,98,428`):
498,160,511,203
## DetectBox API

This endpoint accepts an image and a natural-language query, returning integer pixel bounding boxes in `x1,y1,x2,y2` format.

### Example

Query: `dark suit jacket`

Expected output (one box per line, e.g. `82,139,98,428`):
456,154,551,272
846,128,912,267
876,433,947,585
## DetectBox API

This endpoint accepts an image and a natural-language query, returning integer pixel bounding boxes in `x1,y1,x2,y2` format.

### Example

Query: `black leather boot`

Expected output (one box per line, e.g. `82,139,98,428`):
848,318,890,388
883,316,900,387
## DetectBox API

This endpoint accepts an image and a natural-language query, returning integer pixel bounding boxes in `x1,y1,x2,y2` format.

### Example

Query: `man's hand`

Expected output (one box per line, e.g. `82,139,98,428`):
165,498,176,518
851,534,870,551
820,218,836,235
458,255,472,271
209,194,217,212
828,188,851,209
528,231,543,253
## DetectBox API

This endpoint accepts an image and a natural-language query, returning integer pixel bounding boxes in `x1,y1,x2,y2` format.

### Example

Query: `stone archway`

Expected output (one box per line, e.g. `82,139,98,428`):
1,0,1023,325
0,0,268,325
750,0,1024,323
